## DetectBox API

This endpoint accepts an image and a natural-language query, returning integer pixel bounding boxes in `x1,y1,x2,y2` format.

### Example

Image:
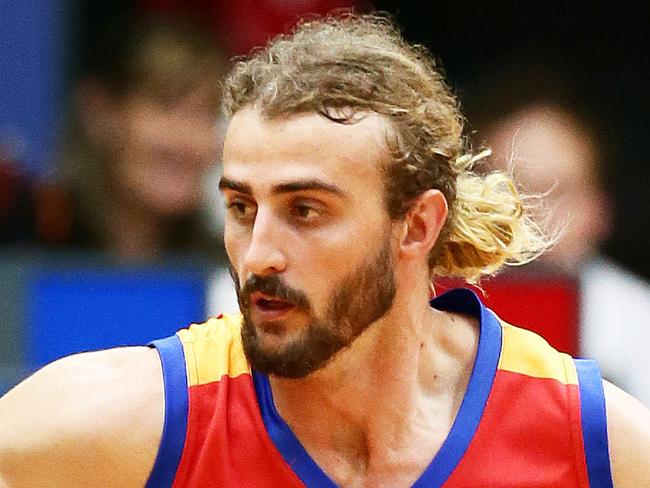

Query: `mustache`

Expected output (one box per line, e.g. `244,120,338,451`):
235,272,310,309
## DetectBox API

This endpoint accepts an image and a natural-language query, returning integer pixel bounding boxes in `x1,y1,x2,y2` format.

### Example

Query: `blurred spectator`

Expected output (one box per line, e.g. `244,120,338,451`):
465,66,650,406
1,14,227,262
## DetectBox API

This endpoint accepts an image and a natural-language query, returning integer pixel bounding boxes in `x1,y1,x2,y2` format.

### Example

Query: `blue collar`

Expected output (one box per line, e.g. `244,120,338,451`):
252,288,502,487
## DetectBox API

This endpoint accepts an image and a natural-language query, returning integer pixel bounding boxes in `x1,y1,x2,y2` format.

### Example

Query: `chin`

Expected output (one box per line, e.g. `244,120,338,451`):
254,321,311,354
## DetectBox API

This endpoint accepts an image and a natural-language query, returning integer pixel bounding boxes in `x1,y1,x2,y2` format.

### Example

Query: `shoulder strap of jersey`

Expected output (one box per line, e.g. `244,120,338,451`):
575,358,614,488
146,334,189,488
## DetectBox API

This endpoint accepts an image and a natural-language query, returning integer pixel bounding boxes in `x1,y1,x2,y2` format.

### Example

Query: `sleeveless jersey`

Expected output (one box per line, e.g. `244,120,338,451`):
145,288,614,487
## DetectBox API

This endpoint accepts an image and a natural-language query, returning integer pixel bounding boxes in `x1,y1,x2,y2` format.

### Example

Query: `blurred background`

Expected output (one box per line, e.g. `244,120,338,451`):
1,1,648,405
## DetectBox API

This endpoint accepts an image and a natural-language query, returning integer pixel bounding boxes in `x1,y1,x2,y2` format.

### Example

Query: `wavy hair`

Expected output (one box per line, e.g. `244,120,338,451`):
223,13,550,283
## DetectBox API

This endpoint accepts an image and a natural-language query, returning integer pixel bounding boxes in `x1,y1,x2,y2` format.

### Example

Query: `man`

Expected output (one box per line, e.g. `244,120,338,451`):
1,14,649,488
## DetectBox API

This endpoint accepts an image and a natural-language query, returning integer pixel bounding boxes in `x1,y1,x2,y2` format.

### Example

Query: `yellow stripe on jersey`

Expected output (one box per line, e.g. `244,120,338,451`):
177,313,250,387
497,320,578,386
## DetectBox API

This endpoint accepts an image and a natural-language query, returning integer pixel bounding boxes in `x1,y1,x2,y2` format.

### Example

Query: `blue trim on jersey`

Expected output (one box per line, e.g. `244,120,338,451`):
253,288,501,487
575,359,614,488
253,370,339,487
146,335,189,488
413,288,502,487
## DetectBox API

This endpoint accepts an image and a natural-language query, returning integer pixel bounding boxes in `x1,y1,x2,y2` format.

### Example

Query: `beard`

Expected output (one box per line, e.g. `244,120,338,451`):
232,237,397,379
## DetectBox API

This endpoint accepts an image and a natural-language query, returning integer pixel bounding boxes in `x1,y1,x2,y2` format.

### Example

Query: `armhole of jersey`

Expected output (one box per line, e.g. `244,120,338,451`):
145,335,189,488
575,359,614,488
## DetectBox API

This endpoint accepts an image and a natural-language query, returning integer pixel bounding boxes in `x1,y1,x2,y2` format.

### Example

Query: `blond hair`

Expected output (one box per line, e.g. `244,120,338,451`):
223,13,549,283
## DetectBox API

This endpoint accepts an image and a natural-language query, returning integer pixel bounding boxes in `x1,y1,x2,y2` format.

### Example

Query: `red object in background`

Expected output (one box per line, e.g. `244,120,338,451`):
139,0,369,55
0,161,21,219
436,274,580,356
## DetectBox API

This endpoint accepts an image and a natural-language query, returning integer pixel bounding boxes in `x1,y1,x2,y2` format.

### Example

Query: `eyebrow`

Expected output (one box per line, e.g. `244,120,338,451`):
219,177,251,194
219,176,345,197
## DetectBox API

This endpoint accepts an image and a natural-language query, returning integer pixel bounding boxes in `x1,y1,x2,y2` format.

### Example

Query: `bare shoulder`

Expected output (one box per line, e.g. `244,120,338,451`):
604,380,650,488
0,347,164,487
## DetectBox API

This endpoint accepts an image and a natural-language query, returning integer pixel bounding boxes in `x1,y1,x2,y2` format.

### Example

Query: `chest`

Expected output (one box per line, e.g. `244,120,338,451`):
171,370,589,488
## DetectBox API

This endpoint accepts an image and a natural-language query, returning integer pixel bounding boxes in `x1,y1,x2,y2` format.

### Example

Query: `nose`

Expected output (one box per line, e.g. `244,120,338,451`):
242,206,288,277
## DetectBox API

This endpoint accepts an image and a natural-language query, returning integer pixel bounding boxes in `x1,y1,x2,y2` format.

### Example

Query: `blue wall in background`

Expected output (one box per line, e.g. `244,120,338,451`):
0,253,212,394
25,267,207,367
0,0,67,178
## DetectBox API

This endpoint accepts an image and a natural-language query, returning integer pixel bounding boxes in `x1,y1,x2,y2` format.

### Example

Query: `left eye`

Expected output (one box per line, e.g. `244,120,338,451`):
293,205,318,220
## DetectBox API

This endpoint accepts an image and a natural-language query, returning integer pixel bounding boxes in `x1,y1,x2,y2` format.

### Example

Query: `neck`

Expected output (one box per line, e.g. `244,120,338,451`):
268,287,479,487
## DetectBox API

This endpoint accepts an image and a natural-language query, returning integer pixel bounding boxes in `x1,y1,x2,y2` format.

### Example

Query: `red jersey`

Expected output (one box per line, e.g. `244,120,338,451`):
146,288,613,487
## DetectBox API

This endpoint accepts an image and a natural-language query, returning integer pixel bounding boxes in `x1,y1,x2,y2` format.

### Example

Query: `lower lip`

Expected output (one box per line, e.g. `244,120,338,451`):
252,303,296,322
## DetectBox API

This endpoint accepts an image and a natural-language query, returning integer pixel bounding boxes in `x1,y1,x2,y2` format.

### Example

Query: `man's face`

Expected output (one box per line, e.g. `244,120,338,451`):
220,107,398,378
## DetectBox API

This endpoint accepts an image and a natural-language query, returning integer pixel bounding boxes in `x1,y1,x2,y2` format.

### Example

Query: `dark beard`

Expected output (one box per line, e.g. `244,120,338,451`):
232,237,396,378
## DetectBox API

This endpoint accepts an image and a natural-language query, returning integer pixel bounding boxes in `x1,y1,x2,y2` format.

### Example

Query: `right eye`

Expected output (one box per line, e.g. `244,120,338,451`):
226,199,256,222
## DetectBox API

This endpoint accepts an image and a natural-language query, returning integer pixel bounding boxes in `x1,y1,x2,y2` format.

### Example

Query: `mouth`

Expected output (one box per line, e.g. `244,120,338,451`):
250,292,297,321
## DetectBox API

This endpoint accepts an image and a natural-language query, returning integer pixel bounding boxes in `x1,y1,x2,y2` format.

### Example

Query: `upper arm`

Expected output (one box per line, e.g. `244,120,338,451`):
0,347,164,488
605,381,650,488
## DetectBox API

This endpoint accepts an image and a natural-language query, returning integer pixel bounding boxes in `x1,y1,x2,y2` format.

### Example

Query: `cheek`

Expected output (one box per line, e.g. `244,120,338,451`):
224,224,249,270
293,228,368,297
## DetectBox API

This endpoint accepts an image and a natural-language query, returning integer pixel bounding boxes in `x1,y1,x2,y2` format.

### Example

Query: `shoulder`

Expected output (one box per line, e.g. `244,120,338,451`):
0,346,164,487
497,320,578,385
178,312,243,343
604,380,650,487
175,313,249,387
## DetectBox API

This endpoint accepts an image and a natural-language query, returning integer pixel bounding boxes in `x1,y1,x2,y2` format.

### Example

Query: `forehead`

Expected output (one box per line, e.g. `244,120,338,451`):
222,106,390,194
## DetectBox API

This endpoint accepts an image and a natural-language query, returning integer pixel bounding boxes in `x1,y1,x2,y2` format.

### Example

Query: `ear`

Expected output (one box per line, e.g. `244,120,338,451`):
397,189,448,260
